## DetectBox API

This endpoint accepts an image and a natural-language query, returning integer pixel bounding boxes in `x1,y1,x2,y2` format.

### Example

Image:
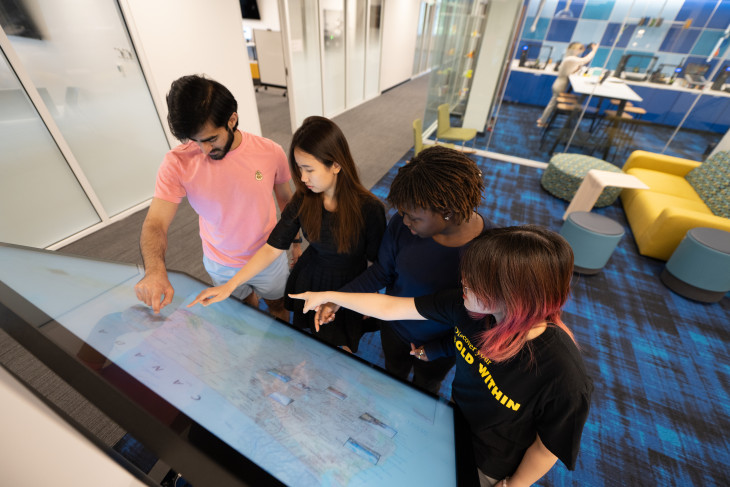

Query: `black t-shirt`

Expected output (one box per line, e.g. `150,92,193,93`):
415,289,593,479
267,193,385,265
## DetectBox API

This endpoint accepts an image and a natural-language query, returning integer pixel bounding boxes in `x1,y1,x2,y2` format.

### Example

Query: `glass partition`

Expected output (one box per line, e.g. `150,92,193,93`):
666,50,730,158
284,0,324,127
423,0,474,130
364,0,383,99
346,0,366,108
442,0,730,165
3,0,169,217
0,51,100,248
322,0,346,115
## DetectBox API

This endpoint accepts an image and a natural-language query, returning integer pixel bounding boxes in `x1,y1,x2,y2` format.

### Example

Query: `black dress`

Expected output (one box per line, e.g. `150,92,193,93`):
267,193,386,351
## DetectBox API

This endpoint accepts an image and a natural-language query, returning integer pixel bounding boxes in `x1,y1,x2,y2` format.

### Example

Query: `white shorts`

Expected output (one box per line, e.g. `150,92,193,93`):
203,253,289,301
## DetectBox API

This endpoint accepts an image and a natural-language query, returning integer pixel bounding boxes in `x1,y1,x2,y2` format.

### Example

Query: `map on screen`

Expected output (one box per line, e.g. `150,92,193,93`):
0,246,456,487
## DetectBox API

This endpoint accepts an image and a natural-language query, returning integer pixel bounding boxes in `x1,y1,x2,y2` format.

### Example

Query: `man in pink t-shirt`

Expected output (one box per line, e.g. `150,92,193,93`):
134,75,300,320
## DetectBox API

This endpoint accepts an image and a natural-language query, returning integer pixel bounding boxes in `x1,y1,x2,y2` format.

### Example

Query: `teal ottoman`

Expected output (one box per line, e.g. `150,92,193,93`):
661,227,730,303
560,212,625,274
541,153,623,207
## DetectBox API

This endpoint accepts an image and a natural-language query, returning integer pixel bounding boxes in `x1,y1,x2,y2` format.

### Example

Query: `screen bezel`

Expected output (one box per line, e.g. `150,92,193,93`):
0,242,478,487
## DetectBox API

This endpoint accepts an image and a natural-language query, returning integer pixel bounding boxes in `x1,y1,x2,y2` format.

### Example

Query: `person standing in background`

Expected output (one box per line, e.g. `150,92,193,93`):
537,42,598,128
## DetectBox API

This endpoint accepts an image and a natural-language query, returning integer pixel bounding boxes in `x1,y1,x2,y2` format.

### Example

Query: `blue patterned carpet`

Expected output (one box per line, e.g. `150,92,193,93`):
361,150,730,486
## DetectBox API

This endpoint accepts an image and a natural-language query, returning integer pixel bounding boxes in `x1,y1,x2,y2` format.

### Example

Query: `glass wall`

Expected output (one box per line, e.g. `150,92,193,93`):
422,0,477,129
322,0,346,114
0,0,169,248
483,0,730,164
3,0,169,217
0,51,101,247
283,0,383,125
364,0,382,100
346,0,366,108
284,0,324,125
413,2,438,76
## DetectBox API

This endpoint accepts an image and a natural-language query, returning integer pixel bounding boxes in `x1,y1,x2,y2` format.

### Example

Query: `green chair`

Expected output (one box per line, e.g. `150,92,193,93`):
414,118,426,156
413,118,454,157
436,104,477,147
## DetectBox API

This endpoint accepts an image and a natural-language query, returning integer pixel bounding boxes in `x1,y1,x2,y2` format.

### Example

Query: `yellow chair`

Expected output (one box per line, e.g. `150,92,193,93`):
414,118,426,156
413,118,454,157
436,103,477,147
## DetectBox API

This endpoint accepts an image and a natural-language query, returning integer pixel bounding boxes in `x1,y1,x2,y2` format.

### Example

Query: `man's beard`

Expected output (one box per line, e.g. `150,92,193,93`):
209,127,235,160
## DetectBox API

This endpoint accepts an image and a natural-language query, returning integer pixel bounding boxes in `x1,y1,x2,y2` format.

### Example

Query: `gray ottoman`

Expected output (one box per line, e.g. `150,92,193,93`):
661,227,730,302
560,211,625,274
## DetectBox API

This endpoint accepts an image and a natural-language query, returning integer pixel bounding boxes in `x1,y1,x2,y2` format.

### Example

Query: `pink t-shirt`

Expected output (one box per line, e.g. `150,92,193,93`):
154,131,290,267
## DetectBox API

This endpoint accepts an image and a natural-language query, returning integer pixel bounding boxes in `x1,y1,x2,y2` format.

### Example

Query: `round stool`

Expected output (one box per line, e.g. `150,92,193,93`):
541,154,623,207
560,212,625,274
660,227,730,303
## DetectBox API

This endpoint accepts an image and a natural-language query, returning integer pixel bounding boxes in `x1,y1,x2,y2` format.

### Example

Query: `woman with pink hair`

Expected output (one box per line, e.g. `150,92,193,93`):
292,225,593,487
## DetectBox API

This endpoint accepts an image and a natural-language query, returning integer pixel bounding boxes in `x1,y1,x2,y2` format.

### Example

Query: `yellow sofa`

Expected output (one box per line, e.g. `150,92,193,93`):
620,150,730,261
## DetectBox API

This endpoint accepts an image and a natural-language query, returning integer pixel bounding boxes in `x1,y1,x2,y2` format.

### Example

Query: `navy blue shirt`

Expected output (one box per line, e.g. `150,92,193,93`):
341,212,494,358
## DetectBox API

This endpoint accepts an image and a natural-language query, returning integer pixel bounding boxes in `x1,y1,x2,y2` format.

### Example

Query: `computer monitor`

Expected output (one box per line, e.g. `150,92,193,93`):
0,243,474,487
683,62,710,85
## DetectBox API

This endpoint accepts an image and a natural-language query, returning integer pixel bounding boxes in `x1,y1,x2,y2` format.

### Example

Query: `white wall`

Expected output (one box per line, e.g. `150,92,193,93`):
379,0,421,91
118,0,262,141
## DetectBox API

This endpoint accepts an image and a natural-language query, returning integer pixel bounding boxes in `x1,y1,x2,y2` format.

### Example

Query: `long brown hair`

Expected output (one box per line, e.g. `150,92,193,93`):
461,225,576,363
288,116,379,253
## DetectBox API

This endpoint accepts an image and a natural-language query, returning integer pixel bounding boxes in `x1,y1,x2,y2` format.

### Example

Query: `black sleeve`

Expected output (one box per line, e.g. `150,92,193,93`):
536,378,593,470
414,288,464,328
340,216,401,293
363,198,387,262
267,195,302,250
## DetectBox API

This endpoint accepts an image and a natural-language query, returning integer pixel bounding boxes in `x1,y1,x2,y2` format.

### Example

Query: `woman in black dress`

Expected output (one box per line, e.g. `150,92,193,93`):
189,116,385,352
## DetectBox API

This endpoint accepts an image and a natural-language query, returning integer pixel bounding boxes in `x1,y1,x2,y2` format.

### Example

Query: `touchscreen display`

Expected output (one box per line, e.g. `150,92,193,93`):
0,246,457,486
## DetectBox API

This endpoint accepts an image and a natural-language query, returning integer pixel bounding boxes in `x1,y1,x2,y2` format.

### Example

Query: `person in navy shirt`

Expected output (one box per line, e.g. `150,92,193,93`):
293,225,592,487
316,146,495,393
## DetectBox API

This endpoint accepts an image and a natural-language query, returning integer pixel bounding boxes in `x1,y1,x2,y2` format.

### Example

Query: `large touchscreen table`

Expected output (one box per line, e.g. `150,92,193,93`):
0,244,459,486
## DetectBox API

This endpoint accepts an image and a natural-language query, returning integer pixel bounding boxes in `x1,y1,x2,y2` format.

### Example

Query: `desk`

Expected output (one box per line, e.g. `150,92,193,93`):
569,75,643,115
563,169,649,220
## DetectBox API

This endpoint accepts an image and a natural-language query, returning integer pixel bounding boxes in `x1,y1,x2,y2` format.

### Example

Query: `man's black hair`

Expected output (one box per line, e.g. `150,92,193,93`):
166,75,238,141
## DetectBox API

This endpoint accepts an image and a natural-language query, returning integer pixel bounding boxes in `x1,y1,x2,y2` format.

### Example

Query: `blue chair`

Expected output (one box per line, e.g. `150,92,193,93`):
560,211,625,274
661,227,730,302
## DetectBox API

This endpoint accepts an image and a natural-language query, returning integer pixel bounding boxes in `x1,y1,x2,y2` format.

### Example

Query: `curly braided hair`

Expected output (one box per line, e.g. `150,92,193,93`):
387,145,484,224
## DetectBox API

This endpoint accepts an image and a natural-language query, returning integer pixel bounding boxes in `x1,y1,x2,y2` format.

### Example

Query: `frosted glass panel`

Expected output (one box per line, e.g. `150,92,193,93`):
0,53,100,247
413,2,428,75
322,0,346,115
4,0,168,217
365,0,382,99
286,0,323,126
346,0,366,108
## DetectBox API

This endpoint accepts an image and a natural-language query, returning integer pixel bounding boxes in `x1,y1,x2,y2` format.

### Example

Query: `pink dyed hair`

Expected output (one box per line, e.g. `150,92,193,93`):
460,225,576,363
